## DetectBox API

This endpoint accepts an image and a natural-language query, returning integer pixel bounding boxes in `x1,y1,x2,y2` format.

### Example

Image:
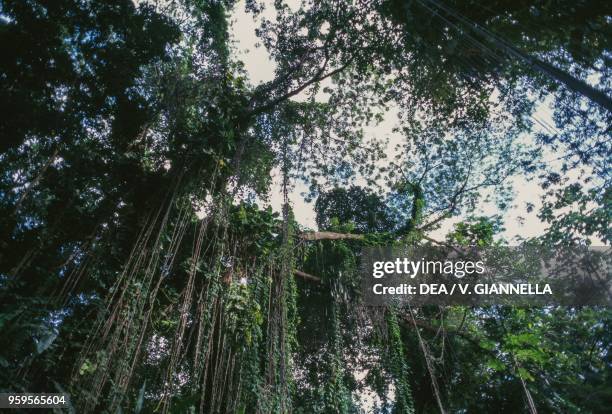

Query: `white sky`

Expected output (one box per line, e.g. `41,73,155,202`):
229,1,558,242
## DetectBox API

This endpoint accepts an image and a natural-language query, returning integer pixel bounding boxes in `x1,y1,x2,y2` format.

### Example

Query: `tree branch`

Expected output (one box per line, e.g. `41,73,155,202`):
420,234,463,254
299,231,365,241
294,269,321,282
250,57,354,116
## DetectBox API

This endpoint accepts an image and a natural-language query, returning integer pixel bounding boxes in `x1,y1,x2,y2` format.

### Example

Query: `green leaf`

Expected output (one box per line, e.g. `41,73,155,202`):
486,358,505,372
517,367,535,382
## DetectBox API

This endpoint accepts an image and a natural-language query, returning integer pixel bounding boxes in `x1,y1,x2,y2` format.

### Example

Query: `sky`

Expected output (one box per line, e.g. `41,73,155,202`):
225,1,600,409
228,0,558,242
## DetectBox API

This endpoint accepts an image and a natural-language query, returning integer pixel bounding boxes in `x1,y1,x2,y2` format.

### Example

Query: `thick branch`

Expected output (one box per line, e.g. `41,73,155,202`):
418,213,451,232
250,58,353,116
421,235,463,254
299,231,365,241
294,270,321,282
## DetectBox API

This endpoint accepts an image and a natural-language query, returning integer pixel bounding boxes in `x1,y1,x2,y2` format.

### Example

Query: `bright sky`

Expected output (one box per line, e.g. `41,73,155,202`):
229,0,555,242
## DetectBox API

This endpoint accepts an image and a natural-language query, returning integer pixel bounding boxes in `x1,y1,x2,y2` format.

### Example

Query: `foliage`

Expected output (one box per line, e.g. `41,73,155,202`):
0,0,609,413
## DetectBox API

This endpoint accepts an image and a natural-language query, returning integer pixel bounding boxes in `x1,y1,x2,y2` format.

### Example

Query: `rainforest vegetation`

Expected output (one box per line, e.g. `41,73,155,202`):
0,0,611,412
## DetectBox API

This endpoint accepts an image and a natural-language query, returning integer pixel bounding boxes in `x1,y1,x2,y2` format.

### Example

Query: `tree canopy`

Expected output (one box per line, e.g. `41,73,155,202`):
0,0,610,413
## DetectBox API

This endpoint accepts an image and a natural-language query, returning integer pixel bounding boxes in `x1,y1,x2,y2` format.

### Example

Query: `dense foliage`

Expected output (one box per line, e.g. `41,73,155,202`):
0,0,610,413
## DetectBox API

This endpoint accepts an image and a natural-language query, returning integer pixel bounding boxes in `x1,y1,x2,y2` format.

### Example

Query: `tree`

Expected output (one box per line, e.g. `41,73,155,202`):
0,0,609,413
